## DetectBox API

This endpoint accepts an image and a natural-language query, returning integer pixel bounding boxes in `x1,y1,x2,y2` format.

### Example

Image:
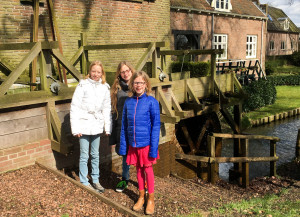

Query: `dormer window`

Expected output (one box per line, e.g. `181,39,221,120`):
278,17,289,30
211,0,232,12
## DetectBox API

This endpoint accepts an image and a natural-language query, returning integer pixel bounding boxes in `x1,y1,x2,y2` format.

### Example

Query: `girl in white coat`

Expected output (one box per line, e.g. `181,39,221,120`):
70,61,111,193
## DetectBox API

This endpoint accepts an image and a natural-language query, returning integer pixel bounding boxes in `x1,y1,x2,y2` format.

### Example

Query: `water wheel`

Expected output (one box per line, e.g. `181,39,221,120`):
175,112,222,180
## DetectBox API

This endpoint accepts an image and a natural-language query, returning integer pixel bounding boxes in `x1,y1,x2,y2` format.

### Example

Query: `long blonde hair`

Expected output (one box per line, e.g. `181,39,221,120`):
128,71,152,97
88,61,106,84
111,61,135,117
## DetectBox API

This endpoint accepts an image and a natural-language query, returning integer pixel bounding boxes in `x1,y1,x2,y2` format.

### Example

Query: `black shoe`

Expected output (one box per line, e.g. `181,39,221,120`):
116,180,128,193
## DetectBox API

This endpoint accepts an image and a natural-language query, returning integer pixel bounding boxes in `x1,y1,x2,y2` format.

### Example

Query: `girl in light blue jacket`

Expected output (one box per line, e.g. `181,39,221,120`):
70,61,111,193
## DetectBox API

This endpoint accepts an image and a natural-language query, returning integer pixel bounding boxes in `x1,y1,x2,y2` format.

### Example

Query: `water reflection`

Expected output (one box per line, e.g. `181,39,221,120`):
219,115,300,181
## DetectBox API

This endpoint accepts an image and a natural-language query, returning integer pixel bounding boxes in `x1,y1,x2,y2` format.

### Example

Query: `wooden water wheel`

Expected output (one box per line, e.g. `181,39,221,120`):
174,112,222,180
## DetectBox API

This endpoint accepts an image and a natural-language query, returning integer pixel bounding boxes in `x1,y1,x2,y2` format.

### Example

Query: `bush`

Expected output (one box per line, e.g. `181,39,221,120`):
291,51,300,66
170,61,210,77
242,79,276,112
265,62,275,75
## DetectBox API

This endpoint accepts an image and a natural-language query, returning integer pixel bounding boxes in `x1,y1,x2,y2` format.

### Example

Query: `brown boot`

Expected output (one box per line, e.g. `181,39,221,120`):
133,190,145,211
145,193,155,215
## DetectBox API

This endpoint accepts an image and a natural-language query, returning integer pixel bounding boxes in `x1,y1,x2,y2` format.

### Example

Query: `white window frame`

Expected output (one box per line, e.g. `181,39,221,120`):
246,35,257,58
211,0,232,12
281,41,286,50
269,41,274,50
213,34,228,60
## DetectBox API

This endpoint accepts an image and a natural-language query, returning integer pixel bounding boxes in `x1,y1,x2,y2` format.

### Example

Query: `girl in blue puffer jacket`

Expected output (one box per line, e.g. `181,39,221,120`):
119,71,160,215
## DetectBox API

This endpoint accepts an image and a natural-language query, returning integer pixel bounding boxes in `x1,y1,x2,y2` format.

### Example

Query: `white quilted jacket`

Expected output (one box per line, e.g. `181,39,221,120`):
70,78,111,136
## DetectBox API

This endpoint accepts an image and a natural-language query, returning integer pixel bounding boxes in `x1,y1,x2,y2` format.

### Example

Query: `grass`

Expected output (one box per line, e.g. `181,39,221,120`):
275,65,300,74
244,85,300,121
209,189,299,217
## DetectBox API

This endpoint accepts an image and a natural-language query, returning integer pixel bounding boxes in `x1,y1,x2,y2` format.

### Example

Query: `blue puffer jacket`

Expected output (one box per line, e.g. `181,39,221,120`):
119,93,160,158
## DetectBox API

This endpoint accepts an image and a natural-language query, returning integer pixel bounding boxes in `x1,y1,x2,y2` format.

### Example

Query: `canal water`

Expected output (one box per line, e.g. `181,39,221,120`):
219,115,300,181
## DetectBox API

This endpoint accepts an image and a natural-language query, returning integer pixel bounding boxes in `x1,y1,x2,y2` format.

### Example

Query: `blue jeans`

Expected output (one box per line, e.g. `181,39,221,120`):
79,134,100,186
122,155,130,181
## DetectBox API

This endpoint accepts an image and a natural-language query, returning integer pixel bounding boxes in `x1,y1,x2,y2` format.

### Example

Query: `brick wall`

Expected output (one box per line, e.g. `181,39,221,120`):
0,139,54,173
0,0,171,72
266,32,299,56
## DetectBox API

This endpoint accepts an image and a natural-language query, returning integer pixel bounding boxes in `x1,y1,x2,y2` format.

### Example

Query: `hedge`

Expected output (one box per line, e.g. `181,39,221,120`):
242,79,277,112
170,61,210,77
267,75,300,86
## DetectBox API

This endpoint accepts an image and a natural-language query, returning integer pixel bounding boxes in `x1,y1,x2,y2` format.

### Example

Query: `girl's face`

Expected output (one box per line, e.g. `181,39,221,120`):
120,65,132,83
133,76,146,97
89,65,102,81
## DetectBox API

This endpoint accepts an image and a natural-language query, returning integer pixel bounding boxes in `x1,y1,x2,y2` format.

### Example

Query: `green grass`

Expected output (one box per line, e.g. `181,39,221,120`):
209,189,300,217
244,85,300,121
275,65,300,74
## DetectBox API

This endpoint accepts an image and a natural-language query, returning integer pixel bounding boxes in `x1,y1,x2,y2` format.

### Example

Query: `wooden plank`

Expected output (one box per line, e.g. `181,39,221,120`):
0,115,46,136
212,133,280,142
160,49,223,56
0,88,75,110
0,127,47,150
220,107,240,134
170,90,182,112
157,88,174,117
160,114,180,124
51,49,82,81
135,42,155,72
152,46,158,78
84,42,165,50
0,57,13,75
270,140,276,176
186,82,201,104
175,153,210,162
181,123,196,154
70,46,83,66
39,50,50,91
31,0,39,91
0,107,46,122
48,101,62,142
241,139,249,188
0,42,41,95
80,33,88,75
0,41,58,50
207,136,217,184
210,156,279,163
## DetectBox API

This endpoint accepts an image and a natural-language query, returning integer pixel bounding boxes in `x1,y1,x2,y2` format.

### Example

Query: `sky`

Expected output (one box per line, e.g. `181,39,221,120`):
259,0,300,27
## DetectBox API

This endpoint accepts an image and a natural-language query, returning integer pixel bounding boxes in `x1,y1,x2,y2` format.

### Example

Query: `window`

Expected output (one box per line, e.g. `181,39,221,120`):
281,41,286,50
211,0,232,12
278,18,289,30
246,35,257,58
269,41,274,50
213,34,227,59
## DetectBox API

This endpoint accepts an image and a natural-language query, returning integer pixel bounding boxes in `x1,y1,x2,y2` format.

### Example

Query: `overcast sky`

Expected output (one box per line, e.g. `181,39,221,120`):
259,0,300,27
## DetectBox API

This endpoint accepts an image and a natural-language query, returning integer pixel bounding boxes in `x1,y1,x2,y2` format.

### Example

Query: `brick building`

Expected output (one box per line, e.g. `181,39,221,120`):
170,0,267,65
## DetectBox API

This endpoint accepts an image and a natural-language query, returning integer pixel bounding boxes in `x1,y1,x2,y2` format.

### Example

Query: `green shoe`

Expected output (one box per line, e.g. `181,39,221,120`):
116,180,128,193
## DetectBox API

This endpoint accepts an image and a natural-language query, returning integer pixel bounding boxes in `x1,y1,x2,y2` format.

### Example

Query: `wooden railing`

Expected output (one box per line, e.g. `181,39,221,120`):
175,133,280,188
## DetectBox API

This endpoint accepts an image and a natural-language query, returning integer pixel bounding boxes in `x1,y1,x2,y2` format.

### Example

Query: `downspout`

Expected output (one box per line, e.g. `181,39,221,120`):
211,14,214,49
261,19,266,79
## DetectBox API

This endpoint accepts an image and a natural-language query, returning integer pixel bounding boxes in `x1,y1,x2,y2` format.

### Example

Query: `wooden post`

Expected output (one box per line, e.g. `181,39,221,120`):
241,139,249,188
232,104,242,184
296,129,300,161
270,140,276,176
207,135,217,184
31,0,39,91
210,54,216,95
38,50,49,91
152,44,159,78
80,33,88,75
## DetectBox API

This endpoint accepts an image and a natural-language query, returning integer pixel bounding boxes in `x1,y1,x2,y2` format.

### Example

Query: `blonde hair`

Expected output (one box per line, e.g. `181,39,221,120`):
128,71,151,97
111,61,135,117
88,61,106,84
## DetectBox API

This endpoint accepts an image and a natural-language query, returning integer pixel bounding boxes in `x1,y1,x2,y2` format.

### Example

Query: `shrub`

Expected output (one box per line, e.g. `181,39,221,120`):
291,51,300,66
267,75,300,86
170,61,210,77
265,62,275,75
242,79,276,112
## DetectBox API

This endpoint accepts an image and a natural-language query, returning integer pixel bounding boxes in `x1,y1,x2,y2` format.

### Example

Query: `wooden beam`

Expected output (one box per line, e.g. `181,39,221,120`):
210,156,279,163
0,42,41,95
38,50,50,91
48,101,62,142
84,42,165,50
0,41,58,50
51,49,82,81
270,140,277,176
135,42,156,72
181,123,196,154
175,153,210,162
160,49,223,56
220,107,240,134
241,139,249,188
31,0,39,91
212,133,280,142
70,46,84,66
186,81,201,104
160,114,180,124
157,87,175,117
